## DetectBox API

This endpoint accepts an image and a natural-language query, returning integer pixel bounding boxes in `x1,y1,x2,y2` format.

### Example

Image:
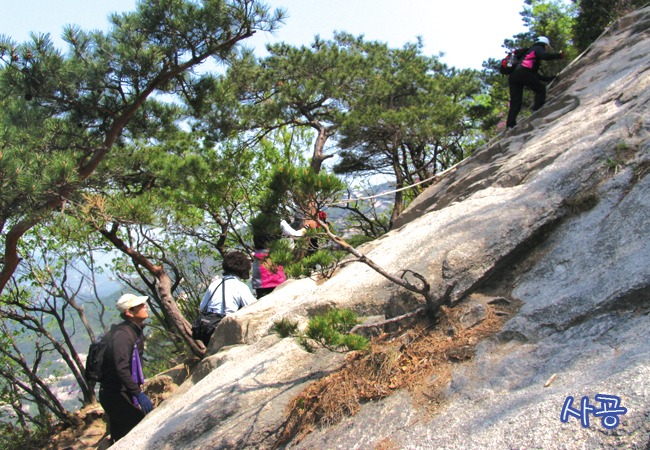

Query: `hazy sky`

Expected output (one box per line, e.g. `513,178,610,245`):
1,0,529,70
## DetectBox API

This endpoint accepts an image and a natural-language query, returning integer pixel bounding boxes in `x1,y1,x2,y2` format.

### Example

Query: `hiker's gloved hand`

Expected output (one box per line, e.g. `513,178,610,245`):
136,392,154,414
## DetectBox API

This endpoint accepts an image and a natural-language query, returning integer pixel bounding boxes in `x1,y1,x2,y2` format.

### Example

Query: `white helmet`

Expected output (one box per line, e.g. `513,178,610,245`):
537,36,551,47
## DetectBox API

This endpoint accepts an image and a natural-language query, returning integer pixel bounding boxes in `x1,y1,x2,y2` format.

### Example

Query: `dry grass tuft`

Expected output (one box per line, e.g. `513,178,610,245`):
374,436,401,450
633,160,650,182
274,296,520,447
565,192,600,215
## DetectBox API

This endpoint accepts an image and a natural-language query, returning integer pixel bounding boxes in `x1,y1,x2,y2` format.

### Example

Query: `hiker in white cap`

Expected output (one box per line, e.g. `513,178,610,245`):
99,293,154,443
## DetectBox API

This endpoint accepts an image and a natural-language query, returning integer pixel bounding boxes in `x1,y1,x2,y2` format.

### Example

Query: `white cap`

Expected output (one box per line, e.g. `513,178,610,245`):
116,294,149,313
537,36,551,47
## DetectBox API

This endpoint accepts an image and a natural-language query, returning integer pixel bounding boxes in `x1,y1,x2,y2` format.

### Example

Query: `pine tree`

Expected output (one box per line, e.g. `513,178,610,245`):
0,0,284,356
333,36,482,226
195,33,366,174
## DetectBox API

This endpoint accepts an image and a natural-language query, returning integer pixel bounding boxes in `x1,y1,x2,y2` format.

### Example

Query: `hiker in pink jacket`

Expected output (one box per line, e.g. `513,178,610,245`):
252,234,286,298
506,36,564,129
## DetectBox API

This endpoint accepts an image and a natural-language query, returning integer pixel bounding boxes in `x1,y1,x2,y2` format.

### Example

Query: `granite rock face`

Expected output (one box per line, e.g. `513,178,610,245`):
112,6,650,450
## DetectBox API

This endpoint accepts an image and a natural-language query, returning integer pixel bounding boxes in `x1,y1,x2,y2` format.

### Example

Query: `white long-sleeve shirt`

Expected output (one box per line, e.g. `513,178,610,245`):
280,219,305,237
199,276,257,315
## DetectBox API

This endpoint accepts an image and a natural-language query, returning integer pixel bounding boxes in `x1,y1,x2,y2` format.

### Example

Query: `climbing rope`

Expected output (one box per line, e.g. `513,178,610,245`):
327,46,595,209
327,163,460,206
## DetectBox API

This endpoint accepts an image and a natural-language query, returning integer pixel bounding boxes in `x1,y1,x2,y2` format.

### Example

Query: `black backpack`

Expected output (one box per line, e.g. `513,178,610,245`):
191,278,228,347
499,48,529,75
85,330,112,383
85,323,135,382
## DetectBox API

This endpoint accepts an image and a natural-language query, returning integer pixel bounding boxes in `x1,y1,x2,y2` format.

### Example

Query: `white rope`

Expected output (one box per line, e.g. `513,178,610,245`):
327,163,459,206
326,43,589,209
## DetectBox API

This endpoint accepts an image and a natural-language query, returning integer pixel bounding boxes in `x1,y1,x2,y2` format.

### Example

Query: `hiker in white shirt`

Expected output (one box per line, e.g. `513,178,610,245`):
199,251,257,315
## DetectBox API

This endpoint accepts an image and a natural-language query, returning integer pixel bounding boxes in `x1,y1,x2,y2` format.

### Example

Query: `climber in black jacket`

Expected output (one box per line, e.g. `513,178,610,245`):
506,36,564,129
100,294,154,443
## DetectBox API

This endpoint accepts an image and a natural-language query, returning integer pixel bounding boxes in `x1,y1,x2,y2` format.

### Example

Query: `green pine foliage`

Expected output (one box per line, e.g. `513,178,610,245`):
197,34,365,173
272,309,369,353
254,164,348,280
521,0,578,71
262,165,345,218
332,34,484,223
270,317,299,338
0,0,285,295
572,0,647,51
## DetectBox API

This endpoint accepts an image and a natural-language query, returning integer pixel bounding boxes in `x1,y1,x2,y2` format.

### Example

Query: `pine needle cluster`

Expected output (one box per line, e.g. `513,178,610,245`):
271,309,369,353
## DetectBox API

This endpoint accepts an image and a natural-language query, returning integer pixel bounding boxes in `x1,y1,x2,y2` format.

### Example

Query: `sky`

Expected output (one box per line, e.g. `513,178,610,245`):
1,0,529,70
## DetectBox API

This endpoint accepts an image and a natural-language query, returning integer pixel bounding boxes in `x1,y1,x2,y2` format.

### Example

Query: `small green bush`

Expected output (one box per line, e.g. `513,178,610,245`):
272,308,369,353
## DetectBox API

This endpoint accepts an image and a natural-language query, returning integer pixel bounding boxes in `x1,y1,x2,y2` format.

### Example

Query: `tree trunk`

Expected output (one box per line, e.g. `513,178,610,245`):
389,155,405,228
157,270,205,357
310,123,334,174
316,219,456,321
100,226,206,358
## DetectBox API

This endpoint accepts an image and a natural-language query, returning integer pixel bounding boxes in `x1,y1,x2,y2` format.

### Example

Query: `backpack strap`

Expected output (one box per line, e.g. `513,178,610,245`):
117,322,145,386
220,276,237,314
218,275,238,315
108,322,140,350
222,277,227,315
202,279,226,314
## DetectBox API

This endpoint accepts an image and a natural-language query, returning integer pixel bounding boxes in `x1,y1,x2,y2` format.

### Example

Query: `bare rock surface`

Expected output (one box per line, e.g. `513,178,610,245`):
112,6,650,450
119,335,346,449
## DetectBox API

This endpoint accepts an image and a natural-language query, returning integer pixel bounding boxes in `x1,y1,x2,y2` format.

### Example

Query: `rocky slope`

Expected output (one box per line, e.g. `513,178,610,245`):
112,6,650,449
